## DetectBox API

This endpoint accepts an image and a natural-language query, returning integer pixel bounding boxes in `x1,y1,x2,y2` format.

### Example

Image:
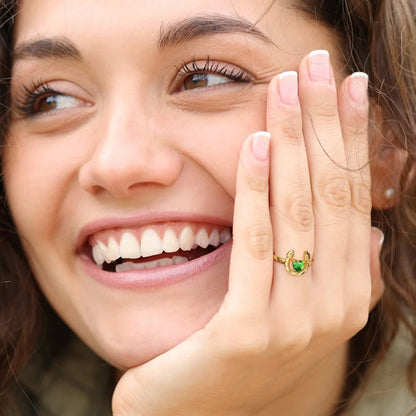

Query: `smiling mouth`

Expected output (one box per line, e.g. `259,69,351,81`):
88,224,232,273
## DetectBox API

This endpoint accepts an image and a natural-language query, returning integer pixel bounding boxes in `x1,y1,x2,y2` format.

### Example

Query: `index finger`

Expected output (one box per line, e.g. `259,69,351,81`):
226,131,273,316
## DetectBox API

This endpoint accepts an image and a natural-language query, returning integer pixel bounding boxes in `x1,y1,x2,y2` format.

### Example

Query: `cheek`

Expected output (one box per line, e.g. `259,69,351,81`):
3,132,78,242
164,97,268,197
4,89,268,234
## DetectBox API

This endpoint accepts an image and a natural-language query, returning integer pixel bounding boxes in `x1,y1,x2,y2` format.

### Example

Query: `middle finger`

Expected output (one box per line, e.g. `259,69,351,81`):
299,50,349,306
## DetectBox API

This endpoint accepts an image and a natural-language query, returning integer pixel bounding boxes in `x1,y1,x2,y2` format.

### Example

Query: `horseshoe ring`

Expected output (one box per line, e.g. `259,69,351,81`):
273,250,312,276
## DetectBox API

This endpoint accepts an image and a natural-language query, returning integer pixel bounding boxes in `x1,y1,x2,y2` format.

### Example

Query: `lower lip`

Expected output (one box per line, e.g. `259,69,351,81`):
80,240,232,289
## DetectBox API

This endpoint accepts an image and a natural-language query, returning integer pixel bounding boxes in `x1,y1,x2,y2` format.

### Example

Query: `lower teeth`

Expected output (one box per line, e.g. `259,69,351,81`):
115,256,188,272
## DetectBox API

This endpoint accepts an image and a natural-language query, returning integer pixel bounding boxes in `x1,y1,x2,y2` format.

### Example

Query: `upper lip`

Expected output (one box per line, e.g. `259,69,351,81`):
76,211,232,252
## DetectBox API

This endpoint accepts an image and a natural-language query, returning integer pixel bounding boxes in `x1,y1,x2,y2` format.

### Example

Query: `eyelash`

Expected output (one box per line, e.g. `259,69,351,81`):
15,82,64,117
176,58,251,85
14,59,252,117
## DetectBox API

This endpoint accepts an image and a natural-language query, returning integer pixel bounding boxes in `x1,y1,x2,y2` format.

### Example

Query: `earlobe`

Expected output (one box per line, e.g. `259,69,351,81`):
371,144,407,209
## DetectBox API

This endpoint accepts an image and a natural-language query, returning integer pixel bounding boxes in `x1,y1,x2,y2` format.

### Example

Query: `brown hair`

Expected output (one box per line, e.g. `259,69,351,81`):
295,0,416,409
0,0,43,411
0,0,416,413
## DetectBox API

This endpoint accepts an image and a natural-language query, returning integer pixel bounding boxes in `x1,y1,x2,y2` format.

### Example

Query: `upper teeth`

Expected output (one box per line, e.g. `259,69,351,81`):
91,226,231,266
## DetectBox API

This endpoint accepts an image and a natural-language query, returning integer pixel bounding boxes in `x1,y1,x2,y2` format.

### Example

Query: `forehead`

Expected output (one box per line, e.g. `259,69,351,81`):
13,0,333,49
12,0,344,84
14,0,260,36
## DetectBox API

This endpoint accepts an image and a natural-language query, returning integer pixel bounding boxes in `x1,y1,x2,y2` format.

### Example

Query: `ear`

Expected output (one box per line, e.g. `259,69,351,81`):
370,106,408,210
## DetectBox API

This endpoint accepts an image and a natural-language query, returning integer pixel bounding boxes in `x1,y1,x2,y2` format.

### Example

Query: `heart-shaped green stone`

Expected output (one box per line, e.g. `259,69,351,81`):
292,260,305,272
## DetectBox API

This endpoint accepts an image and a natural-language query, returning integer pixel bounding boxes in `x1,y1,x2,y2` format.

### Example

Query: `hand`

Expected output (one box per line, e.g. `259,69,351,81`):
112,51,381,416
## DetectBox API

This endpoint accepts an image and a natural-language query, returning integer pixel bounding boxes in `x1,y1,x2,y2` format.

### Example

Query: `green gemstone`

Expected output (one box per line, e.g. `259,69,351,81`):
292,260,305,272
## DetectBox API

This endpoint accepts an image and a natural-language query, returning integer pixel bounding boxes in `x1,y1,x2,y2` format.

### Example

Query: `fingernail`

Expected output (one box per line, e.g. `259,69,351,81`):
372,226,385,247
308,50,330,83
278,71,298,105
251,131,271,161
348,72,369,104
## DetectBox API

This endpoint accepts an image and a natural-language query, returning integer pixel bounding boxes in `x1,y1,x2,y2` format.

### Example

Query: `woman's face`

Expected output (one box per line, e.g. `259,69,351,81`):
5,0,343,369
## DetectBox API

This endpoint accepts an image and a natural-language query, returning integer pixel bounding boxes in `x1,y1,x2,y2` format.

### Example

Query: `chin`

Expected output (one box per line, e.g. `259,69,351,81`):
74,259,230,369
90,299,222,370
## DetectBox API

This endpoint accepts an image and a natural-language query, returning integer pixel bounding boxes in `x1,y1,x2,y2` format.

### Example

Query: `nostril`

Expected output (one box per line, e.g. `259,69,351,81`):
78,136,184,198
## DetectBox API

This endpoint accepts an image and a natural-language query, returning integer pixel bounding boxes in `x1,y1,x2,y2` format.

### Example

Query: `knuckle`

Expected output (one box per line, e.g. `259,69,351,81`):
312,102,338,122
246,173,269,193
217,320,271,359
318,174,351,214
314,303,345,336
275,322,312,356
345,308,369,336
269,110,302,142
272,312,313,352
287,324,312,350
284,191,314,231
245,223,273,260
342,118,368,138
233,331,271,358
351,181,372,217
344,289,372,335
279,120,303,144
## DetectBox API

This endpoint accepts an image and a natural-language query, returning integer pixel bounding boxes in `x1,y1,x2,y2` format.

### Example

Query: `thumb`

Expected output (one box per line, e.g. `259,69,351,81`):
369,226,385,310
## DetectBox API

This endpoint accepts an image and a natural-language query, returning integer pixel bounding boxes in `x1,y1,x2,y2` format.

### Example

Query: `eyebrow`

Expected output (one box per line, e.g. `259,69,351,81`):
157,14,273,49
13,37,81,62
12,14,272,62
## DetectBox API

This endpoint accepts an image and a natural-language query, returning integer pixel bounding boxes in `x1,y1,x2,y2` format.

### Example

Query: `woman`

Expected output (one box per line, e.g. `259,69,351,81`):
1,0,416,415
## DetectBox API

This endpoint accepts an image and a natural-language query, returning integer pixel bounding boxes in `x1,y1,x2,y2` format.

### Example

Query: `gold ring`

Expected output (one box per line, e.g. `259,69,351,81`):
273,250,312,276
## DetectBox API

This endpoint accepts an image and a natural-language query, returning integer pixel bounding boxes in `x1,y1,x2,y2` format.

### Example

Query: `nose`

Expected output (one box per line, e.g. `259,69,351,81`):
79,104,183,198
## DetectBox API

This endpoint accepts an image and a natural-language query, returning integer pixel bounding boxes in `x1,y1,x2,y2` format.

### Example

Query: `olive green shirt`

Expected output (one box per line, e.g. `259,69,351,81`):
10,334,112,416
8,327,416,416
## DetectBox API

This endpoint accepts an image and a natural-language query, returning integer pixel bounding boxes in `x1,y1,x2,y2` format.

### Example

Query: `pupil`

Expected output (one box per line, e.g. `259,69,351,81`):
38,95,58,113
184,73,208,90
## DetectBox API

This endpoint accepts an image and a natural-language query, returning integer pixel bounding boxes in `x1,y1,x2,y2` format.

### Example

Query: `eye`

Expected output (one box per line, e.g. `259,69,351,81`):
182,73,230,90
32,94,80,113
15,82,90,117
174,59,251,92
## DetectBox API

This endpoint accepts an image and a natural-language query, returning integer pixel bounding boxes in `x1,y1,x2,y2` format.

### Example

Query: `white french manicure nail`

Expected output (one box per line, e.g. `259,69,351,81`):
372,226,385,247
251,131,271,161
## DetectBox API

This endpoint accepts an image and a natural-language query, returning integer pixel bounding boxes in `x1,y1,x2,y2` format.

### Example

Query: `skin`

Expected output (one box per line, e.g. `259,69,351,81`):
4,0,388,414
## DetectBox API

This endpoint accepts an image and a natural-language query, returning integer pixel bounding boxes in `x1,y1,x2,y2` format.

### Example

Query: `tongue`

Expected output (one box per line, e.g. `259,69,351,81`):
129,247,211,263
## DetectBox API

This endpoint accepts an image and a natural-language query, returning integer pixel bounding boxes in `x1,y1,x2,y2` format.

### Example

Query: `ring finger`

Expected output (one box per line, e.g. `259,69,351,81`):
267,71,314,314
